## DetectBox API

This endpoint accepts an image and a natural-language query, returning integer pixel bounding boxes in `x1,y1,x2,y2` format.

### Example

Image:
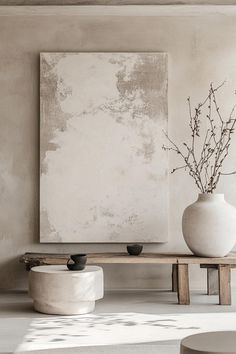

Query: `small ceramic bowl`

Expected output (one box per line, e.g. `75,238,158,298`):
67,254,87,271
67,263,86,271
127,244,143,256
70,254,87,264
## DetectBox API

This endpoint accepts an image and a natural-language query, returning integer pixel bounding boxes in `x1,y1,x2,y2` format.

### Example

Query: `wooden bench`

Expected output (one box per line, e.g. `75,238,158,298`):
20,252,236,305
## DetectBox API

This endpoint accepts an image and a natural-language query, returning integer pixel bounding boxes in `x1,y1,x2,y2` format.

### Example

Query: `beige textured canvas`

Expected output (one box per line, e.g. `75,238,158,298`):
40,52,168,243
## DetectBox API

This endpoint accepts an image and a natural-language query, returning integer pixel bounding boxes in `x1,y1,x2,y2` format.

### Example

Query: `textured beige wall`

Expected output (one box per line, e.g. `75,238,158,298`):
1,7,236,290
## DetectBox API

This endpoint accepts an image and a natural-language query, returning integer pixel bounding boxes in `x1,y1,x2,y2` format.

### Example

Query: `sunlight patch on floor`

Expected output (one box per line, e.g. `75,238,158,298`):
15,312,236,352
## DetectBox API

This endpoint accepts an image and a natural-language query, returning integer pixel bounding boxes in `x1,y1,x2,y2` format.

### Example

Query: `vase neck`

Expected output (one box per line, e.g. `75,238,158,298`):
198,193,225,202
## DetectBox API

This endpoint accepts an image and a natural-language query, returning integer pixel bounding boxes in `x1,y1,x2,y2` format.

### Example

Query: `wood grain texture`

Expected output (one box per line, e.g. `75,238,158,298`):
207,268,219,295
20,252,236,270
177,253,236,264
177,264,190,305
218,264,231,305
201,264,236,268
20,252,180,268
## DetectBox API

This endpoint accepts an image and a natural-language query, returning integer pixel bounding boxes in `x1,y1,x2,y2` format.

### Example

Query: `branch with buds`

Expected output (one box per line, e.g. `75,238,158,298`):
163,82,236,193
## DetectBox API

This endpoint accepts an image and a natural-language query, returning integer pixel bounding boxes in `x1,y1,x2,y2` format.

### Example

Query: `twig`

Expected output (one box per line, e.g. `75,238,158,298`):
163,82,236,193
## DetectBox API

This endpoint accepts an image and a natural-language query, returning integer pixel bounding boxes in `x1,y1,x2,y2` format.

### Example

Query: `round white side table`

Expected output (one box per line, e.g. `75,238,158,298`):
29,265,104,315
181,331,236,354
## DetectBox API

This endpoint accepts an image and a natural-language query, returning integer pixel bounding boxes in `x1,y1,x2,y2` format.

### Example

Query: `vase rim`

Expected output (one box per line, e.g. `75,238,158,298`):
198,193,224,195
198,193,225,201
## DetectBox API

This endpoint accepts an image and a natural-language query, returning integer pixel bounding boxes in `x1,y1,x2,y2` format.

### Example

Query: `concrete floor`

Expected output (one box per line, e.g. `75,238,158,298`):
1,289,236,353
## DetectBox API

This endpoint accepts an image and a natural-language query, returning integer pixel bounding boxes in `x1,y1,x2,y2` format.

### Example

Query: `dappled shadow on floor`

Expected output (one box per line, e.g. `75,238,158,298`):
15,310,236,353
15,311,217,352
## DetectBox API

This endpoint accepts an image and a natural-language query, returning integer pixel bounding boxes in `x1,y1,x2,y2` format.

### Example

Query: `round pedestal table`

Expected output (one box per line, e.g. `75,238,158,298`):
29,265,104,315
181,332,236,354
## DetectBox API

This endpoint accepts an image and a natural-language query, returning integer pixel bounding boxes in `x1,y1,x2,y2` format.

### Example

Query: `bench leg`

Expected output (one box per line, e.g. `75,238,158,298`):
218,264,231,305
207,268,219,295
177,264,190,305
172,264,178,292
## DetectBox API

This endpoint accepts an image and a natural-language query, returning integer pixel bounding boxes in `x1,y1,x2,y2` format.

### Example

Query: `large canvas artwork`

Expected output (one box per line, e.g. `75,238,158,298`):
40,52,168,243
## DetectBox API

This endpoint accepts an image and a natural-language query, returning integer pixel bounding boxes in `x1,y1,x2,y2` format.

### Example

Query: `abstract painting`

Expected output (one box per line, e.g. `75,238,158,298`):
40,52,168,243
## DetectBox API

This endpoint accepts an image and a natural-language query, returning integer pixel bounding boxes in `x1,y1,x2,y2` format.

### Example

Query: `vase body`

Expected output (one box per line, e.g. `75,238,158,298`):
182,194,236,257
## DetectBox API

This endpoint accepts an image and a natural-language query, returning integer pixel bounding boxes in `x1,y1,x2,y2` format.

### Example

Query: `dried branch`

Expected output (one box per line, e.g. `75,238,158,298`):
171,165,187,174
163,82,236,193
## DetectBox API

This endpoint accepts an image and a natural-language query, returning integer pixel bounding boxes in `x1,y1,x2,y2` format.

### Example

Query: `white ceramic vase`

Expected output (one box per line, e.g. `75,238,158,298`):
182,193,236,257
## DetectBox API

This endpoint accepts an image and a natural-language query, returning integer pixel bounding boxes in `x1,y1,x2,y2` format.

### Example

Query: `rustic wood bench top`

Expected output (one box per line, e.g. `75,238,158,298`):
20,252,236,268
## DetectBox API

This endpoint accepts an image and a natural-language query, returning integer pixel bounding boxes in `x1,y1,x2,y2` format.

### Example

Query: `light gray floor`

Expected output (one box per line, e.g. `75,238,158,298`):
1,289,236,354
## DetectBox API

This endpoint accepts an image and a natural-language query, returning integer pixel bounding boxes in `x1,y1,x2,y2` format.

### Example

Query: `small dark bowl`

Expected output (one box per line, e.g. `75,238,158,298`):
67,254,87,271
67,263,85,271
127,244,143,256
70,254,87,264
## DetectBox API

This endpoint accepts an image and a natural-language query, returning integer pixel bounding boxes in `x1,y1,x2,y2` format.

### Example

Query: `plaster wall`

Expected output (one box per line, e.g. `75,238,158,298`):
1,7,236,290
